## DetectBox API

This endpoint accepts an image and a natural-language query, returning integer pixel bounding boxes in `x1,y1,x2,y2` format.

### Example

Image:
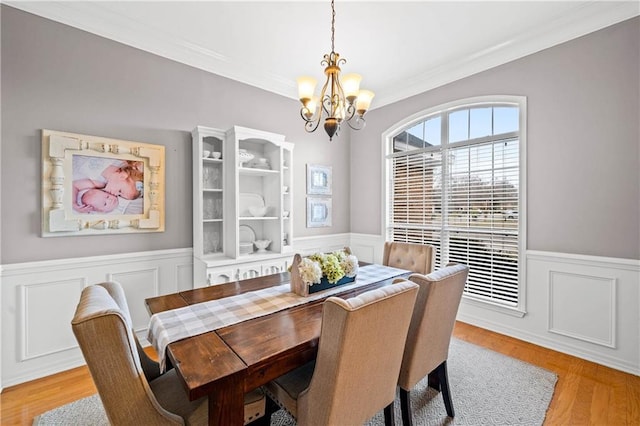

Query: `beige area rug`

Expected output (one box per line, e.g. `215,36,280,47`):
33,338,557,425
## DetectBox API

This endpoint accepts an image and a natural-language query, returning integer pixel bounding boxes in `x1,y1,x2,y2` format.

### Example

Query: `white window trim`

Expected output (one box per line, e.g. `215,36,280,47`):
381,95,527,317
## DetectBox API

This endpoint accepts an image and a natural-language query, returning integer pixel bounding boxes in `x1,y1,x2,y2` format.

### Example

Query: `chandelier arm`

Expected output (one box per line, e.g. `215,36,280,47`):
321,95,333,117
318,76,332,117
304,117,322,133
346,103,357,122
300,108,315,124
345,115,366,131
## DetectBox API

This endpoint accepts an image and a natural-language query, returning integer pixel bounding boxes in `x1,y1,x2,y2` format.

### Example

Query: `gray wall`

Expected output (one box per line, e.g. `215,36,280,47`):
351,17,639,260
1,6,351,264
3,7,638,263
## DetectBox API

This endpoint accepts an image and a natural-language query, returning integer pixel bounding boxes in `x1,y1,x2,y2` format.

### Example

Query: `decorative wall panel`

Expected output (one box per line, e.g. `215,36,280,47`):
548,271,616,348
21,278,86,361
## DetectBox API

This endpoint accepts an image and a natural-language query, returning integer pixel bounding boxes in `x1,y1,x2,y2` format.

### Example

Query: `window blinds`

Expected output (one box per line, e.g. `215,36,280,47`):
388,106,520,308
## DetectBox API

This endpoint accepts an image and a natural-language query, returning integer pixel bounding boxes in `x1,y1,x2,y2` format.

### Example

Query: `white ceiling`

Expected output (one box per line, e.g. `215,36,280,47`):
7,1,639,109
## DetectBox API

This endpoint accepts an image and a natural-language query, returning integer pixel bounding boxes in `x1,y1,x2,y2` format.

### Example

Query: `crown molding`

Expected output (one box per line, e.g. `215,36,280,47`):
5,1,639,109
373,1,640,107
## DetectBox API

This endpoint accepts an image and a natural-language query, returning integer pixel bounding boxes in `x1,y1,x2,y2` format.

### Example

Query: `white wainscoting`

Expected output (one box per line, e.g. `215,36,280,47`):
2,239,637,389
338,235,640,375
0,248,193,389
292,233,352,256
0,234,352,389
349,233,386,264
458,250,639,376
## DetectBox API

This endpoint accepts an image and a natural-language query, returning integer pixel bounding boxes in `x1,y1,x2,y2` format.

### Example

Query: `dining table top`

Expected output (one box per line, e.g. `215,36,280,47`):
144,264,410,425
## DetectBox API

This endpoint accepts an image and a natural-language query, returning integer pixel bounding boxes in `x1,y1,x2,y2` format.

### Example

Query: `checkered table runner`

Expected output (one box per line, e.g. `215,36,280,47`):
147,264,410,372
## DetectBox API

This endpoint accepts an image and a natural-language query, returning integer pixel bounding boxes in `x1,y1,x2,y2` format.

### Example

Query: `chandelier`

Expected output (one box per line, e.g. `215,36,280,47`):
296,0,374,141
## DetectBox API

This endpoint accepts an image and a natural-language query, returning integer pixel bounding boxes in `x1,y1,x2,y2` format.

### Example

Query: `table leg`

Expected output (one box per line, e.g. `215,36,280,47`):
207,376,245,425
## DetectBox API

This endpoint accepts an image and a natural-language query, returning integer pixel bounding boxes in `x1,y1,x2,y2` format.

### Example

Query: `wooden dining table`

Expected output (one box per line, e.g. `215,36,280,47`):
145,265,409,425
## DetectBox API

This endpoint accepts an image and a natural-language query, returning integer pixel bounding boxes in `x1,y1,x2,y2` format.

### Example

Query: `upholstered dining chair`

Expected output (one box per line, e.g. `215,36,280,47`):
72,282,266,425
383,241,436,275
396,263,469,426
98,281,166,381
263,280,419,426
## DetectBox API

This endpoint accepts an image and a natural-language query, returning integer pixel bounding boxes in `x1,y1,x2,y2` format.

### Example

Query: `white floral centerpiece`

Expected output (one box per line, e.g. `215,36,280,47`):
290,247,358,296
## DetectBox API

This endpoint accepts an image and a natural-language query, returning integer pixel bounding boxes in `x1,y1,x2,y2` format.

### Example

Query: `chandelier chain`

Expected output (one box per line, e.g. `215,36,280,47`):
330,0,335,53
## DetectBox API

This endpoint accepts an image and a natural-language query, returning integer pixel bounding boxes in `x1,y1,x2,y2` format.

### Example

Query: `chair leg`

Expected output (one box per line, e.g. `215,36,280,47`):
383,400,396,426
436,360,455,417
427,369,441,391
399,388,413,426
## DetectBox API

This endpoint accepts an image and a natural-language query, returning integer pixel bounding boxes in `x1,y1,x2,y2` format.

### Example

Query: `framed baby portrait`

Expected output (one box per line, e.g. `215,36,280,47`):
41,129,165,236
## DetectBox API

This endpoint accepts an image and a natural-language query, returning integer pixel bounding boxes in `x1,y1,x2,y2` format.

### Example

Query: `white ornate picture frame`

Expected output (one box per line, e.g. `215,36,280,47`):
306,197,332,228
42,129,165,236
306,164,332,195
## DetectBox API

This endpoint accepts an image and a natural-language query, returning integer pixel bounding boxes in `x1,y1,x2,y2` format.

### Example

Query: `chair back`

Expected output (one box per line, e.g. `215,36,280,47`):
98,281,163,381
297,280,419,425
398,263,469,391
71,284,183,425
383,241,436,275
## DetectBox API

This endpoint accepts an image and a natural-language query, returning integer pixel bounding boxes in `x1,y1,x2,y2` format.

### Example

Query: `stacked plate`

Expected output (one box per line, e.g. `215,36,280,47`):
239,225,256,255
252,158,271,170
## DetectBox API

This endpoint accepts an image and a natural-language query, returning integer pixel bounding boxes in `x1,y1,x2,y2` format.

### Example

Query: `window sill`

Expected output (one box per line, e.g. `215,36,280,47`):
461,295,526,318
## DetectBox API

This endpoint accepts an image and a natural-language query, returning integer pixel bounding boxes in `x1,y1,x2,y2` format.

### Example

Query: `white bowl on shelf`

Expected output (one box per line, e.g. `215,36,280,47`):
282,185,288,193
249,206,268,217
282,211,290,218
202,150,211,158
254,240,271,252
212,151,221,159
238,149,254,166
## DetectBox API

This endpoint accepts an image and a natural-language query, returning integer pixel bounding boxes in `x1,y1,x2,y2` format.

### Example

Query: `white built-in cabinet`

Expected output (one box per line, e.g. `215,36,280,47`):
192,126,294,287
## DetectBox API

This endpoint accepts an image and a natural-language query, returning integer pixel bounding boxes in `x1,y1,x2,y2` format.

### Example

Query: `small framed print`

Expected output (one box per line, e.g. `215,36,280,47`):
307,197,332,228
41,129,165,236
307,164,332,195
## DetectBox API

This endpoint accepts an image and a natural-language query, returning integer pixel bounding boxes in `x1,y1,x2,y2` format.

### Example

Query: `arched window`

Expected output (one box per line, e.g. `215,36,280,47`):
383,96,526,314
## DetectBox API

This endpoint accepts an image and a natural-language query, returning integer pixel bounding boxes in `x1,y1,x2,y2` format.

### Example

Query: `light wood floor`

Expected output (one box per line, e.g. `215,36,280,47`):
1,321,638,425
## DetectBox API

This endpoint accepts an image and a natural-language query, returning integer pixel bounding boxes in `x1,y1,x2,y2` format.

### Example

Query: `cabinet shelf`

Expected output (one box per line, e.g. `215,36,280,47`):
240,250,276,257
239,216,279,221
203,158,223,163
203,188,223,193
239,167,279,177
